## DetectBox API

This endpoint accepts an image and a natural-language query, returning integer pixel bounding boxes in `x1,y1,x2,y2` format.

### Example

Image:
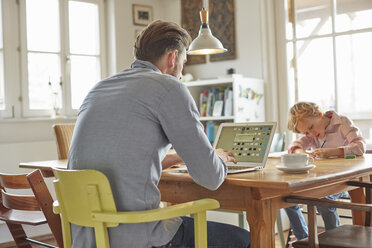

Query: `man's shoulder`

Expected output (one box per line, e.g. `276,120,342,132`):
141,71,186,93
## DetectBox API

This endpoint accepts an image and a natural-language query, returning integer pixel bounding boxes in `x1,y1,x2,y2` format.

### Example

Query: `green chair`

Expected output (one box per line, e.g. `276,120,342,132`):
52,168,220,248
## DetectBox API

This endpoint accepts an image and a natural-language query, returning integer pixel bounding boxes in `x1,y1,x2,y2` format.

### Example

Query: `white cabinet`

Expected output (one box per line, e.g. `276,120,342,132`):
185,74,265,123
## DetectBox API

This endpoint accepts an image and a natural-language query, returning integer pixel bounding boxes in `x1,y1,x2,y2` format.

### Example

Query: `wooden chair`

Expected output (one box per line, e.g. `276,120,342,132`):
53,124,75,160
285,181,372,248
52,168,220,248
0,170,63,247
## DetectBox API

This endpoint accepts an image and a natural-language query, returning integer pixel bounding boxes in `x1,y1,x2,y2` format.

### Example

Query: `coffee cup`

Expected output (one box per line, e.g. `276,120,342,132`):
281,153,314,168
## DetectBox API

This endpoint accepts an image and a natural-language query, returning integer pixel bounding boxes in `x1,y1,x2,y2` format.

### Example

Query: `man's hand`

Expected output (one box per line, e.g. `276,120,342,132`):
162,153,183,170
215,148,237,164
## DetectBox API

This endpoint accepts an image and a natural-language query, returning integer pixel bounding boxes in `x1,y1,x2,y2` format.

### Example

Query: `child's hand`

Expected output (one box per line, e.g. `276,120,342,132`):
313,148,327,158
288,146,306,154
312,148,344,158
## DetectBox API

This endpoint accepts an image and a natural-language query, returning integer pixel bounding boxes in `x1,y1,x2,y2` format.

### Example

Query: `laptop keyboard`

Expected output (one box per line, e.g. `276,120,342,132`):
227,165,254,170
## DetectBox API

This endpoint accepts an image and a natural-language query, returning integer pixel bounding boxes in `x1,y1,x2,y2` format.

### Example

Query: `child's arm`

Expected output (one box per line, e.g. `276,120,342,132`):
313,147,344,158
339,116,366,156
313,116,365,158
288,135,316,153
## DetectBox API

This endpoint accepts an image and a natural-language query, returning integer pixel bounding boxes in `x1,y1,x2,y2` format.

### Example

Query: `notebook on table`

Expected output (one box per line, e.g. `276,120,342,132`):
213,122,277,173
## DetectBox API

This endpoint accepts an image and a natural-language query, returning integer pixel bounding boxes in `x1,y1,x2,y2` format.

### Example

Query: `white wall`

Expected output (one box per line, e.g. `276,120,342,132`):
108,0,169,72
153,0,264,80
108,0,265,79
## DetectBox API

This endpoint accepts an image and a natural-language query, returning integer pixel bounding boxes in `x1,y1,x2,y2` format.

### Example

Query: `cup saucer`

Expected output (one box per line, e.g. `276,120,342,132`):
276,164,316,174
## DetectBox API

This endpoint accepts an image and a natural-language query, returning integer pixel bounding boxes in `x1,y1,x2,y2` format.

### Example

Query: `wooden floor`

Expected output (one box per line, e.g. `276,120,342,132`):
0,231,291,248
0,234,57,248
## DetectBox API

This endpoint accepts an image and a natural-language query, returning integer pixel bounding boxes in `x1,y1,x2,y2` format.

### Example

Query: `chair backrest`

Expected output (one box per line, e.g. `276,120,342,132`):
53,168,118,228
0,173,40,211
0,170,64,247
270,132,286,152
53,124,75,160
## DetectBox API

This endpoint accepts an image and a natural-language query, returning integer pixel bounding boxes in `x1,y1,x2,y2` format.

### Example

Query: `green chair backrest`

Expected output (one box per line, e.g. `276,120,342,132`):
53,168,118,228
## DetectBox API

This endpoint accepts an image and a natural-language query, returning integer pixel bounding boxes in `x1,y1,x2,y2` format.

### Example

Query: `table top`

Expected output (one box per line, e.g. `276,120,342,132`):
20,159,67,170
163,154,372,191
19,154,372,192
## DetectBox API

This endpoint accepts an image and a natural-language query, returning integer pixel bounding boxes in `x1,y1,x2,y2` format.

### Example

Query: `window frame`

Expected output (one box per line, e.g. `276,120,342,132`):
0,0,21,118
17,0,106,118
274,0,372,144
287,0,372,118
62,0,107,116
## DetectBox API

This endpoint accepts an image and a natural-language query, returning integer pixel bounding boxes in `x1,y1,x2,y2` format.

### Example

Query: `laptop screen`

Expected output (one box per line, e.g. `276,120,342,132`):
213,122,277,165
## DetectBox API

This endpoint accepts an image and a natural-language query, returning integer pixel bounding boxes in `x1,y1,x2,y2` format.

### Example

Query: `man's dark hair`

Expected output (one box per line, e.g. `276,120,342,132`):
134,20,192,64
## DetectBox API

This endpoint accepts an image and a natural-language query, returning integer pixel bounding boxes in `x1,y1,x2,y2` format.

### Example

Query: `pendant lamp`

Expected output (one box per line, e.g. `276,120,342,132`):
187,3,227,55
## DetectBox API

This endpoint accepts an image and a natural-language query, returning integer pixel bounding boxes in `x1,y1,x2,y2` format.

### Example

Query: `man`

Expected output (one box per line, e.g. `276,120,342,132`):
68,20,250,247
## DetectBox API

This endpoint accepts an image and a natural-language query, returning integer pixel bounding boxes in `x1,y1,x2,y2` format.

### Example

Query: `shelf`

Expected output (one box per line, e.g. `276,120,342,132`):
199,116,234,121
186,75,264,123
184,77,235,87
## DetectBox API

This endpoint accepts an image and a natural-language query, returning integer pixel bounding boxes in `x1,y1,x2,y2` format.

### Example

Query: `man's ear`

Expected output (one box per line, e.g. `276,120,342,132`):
167,50,178,69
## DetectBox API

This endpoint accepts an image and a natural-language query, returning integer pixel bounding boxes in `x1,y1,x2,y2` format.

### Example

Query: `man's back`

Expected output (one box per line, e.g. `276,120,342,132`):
68,60,227,247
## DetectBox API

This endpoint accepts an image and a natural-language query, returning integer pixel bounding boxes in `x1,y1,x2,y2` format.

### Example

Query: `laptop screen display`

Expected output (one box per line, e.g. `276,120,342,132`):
214,124,274,163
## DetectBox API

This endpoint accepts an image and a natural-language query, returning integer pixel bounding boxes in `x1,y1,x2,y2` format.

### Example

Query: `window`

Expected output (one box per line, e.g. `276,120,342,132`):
68,1,102,110
0,0,105,118
283,0,372,143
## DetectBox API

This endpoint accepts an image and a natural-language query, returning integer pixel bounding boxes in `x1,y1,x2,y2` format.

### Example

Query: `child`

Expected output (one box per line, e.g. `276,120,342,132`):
285,102,366,240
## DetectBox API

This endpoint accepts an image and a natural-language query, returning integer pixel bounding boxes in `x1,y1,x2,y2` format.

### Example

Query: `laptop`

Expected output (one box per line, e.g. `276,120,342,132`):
213,122,277,173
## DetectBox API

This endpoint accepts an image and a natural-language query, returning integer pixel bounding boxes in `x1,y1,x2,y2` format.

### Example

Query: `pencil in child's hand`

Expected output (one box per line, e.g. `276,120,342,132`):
320,140,326,148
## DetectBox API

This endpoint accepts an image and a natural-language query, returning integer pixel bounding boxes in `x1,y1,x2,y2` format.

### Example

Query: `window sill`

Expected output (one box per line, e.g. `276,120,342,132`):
0,115,77,124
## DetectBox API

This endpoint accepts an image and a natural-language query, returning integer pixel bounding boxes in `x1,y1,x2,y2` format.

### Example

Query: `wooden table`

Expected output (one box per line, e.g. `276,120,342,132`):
20,155,372,248
20,159,68,177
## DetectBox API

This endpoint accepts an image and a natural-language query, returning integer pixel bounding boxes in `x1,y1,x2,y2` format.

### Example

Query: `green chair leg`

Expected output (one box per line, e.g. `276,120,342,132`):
276,209,286,248
237,211,248,229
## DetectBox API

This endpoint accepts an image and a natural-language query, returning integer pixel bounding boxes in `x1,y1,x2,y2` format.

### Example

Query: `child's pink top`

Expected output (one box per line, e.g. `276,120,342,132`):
288,111,366,156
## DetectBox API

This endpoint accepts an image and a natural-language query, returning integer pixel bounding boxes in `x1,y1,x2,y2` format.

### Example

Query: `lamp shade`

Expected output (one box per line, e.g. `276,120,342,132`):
187,9,227,55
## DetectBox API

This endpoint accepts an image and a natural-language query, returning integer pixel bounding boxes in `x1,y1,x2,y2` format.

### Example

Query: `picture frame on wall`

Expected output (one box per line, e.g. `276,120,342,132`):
132,4,153,26
209,0,236,62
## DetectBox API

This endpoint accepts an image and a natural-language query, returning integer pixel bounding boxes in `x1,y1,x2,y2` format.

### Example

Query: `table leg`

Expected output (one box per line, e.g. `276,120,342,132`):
349,182,366,225
245,198,276,248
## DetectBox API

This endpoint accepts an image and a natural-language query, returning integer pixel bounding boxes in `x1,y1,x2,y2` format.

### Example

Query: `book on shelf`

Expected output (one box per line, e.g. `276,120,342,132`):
199,87,232,118
200,90,208,117
205,121,220,143
224,88,233,116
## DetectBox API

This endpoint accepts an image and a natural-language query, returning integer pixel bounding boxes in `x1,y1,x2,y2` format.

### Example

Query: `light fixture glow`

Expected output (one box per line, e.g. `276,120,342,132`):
187,7,227,55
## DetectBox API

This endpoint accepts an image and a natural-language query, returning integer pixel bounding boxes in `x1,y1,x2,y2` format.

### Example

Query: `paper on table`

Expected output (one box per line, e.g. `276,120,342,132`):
268,151,288,158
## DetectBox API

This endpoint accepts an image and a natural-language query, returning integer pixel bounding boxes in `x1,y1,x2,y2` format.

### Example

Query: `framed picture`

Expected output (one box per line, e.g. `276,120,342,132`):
132,4,153,26
209,0,236,62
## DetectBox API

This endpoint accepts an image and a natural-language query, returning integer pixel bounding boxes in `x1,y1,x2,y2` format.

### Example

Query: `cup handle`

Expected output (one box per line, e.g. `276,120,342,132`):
308,157,314,165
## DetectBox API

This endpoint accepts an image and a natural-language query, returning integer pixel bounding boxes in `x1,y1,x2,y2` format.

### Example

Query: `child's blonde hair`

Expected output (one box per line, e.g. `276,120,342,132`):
288,102,322,133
